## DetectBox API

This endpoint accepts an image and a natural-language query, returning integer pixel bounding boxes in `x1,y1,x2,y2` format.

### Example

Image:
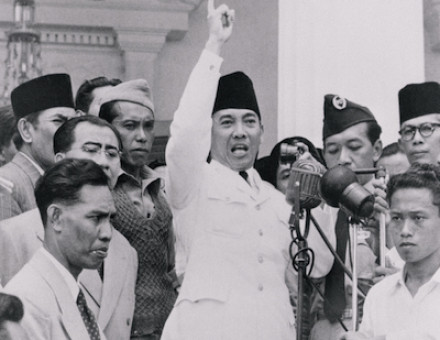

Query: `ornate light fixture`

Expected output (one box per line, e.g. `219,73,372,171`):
1,0,42,105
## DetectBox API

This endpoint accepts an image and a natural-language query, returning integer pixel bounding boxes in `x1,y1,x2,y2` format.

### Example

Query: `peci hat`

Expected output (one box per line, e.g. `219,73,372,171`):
212,71,260,119
98,79,154,114
11,74,74,119
323,94,376,140
398,82,440,124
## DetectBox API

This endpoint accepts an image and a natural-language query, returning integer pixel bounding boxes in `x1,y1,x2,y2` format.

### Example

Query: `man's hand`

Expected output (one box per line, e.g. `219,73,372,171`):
373,256,399,284
205,0,235,55
371,178,388,215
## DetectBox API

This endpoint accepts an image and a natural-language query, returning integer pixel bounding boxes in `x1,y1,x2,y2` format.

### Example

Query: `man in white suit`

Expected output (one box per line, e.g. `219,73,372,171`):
5,158,115,339
0,116,138,340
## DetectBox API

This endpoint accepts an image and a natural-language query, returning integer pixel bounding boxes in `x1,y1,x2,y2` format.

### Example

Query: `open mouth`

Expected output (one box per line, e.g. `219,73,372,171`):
231,144,249,156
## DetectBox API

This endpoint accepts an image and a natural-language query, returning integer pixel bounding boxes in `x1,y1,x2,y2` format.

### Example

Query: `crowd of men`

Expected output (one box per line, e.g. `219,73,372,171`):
0,1,439,339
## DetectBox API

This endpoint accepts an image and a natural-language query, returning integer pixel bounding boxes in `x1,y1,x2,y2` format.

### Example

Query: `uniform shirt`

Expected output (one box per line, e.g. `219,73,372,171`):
163,49,334,340
359,266,440,339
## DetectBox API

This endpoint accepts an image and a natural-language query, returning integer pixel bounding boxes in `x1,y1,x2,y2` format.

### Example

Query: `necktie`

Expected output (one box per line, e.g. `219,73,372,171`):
76,289,101,340
324,209,349,323
239,170,250,185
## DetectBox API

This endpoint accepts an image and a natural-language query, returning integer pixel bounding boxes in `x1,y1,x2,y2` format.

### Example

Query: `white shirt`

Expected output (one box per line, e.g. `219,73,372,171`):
358,266,440,340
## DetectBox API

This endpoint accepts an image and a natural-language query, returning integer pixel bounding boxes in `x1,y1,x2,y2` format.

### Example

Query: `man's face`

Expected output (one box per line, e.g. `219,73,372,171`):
398,113,440,165
211,109,263,172
111,102,154,169
88,85,112,116
57,122,121,188
276,162,290,194
28,107,77,170
56,184,115,275
389,188,440,268
376,152,410,177
323,122,382,185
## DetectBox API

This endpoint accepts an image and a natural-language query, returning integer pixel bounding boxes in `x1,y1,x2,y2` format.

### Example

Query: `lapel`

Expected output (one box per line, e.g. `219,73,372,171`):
98,231,128,328
27,208,44,243
79,269,102,318
78,230,128,330
12,153,42,188
32,249,91,340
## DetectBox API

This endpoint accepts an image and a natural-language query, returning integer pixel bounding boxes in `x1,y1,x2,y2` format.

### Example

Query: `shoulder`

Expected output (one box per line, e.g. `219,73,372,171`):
366,271,401,299
111,228,136,256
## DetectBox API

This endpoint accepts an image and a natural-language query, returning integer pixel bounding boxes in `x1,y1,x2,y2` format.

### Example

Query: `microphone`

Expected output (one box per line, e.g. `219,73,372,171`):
286,159,325,209
319,165,374,218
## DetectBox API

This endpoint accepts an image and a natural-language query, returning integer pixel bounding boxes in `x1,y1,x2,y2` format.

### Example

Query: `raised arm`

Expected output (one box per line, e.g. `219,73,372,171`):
165,0,234,209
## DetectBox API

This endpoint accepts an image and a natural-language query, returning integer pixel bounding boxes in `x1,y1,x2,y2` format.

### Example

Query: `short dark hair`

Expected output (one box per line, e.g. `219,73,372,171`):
380,142,403,159
35,158,109,225
365,121,382,145
75,77,121,113
387,163,440,212
0,293,24,323
53,115,123,154
0,106,17,149
98,100,121,123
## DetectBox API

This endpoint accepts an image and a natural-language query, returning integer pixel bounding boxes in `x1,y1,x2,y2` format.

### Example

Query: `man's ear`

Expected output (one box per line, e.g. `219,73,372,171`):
54,153,66,163
372,139,383,163
17,118,33,143
47,204,62,232
0,149,6,164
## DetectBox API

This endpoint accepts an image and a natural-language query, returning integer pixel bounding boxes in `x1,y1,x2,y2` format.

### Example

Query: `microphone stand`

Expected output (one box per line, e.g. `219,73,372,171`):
288,181,310,340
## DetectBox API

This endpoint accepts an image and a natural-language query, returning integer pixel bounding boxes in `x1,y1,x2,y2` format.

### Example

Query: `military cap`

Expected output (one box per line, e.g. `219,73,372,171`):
212,71,260,119
323,94,376,140
98,79,154,114
398,82,440,124
11,74,74,119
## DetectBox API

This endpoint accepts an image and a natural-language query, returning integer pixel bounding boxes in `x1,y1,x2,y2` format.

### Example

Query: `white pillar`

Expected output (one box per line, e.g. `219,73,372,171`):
278,0,425,148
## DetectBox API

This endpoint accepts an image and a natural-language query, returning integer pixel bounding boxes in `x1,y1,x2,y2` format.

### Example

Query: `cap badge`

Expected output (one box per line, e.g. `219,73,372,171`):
332,96,347,110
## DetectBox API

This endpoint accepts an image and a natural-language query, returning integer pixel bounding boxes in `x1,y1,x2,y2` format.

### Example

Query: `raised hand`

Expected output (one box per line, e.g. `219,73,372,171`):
205,0,235,55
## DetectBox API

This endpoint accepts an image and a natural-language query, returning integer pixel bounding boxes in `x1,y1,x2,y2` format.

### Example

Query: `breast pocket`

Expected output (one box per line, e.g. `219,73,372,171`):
203,196,249,238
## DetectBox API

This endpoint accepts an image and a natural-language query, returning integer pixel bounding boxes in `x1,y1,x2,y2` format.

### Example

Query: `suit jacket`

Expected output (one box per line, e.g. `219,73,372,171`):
0,152,41,220
5,248,105,340
0,208,138,340
81,229,138,340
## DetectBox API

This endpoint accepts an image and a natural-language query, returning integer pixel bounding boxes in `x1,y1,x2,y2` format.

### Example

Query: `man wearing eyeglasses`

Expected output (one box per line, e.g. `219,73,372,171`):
398,82,440,166
0,116,138,340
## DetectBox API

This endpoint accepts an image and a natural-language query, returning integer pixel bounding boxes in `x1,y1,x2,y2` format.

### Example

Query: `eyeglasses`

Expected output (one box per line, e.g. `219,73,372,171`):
74,144,121,160
398,123,440,142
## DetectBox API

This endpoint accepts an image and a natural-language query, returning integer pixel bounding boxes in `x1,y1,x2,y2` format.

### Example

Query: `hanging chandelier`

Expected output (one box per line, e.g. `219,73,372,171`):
1,0,43,105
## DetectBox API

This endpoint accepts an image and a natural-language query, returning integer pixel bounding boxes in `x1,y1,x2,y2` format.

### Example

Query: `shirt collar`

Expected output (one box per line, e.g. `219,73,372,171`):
115,165,162,193
41,247,80,301
210,160,260,189
19,152,44,176
392,265,440,293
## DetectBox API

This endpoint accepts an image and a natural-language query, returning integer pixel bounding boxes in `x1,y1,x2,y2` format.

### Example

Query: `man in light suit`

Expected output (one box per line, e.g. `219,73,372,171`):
0,116,138,340
0,74,78,220
6,158,114,339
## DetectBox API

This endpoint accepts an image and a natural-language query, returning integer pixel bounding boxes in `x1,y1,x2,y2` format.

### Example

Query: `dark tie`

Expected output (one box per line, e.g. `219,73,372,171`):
76,289,101,340
324,209,349,322
239,170,250,185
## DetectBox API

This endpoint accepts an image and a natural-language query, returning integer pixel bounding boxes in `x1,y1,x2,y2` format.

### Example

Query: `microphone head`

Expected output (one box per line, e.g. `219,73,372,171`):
320,165,375,217
286,159,325,209
340,182,375,218
319,165,358,207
